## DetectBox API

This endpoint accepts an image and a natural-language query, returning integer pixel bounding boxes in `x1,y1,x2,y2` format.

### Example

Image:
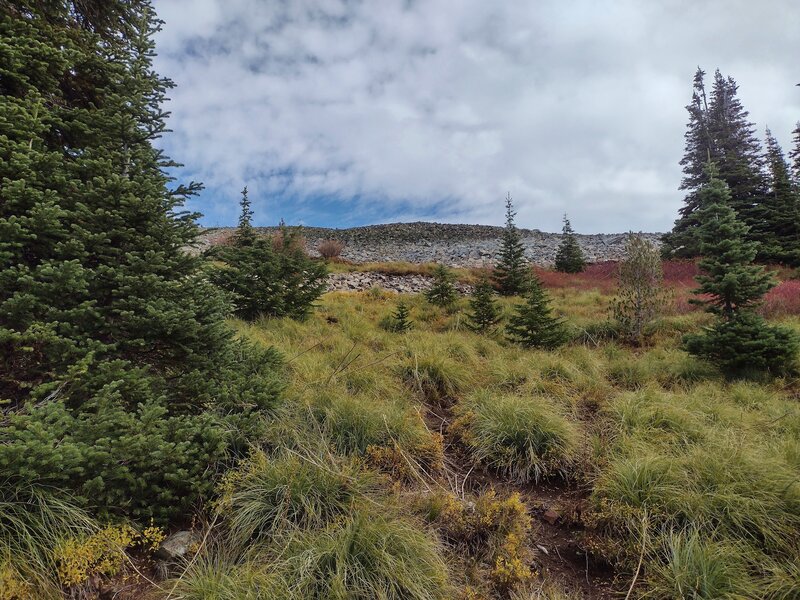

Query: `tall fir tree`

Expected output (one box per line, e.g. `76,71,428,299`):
493,192,528,296
0,1,282,520
553,214,586,273
790,122,800,185
753,129,800,266
506,276,568,349
663,69,766,257
467,276,501,333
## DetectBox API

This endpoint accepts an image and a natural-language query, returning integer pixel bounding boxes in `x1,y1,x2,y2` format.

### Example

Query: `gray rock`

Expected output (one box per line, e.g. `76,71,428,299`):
155,530,200,561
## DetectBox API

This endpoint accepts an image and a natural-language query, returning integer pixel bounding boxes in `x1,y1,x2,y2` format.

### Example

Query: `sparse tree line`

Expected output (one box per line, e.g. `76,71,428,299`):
663,68,800,267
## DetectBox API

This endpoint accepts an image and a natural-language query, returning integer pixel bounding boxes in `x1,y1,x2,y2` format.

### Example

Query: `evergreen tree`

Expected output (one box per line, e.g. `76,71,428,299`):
235,186,255,246
663,69,766,257
212,204,327,321
494,193,528,296
506,276,568,349
683,168,798,376
467,276,501,333
425,264,458,309
689,174,775,317
0,1,282,521
613,234,665,345
790,122,800,185
753,129,800,266
553,214,586,273
386,301,412,333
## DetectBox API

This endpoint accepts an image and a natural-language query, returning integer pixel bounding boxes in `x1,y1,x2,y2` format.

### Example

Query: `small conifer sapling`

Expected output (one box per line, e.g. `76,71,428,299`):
506,276,568,349
494,193,529,296
554,215,586,273
425,264,459,309
467,276,501,333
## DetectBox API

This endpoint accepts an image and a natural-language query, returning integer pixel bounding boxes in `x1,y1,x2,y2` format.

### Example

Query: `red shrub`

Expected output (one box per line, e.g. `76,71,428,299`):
761,280,800,317
318,239,345,260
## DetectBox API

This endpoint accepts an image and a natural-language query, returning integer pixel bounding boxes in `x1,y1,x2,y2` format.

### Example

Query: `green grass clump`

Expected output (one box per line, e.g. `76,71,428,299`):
455,391,579,482
163,547,289,600
0,486,96,599
219,451,380,545
278,509,450,600
644,530,757,600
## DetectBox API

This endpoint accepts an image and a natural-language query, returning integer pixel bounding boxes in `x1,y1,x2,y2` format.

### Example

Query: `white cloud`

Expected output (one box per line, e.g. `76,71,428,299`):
153,0,800,232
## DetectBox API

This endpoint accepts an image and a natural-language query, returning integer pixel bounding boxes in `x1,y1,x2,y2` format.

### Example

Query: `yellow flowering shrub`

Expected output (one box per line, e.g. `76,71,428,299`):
55,522,165,587
489,532,533,592
0,563,31,600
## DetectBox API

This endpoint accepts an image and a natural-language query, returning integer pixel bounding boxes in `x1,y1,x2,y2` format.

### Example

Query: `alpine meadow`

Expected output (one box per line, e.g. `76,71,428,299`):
1,2,799,600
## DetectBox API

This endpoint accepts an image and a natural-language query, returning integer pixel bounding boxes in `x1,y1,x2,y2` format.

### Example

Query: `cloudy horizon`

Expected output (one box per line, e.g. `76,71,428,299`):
153,0,799,233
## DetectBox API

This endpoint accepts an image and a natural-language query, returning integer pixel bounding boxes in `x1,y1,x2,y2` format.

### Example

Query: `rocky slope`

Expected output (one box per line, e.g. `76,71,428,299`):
193,222,662,267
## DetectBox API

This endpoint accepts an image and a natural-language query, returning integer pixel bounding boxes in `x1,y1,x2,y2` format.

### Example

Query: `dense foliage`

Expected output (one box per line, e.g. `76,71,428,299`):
0,1,282,522
467,276,501,332
663,68,800,265
682,169,799,375
425,264,458,309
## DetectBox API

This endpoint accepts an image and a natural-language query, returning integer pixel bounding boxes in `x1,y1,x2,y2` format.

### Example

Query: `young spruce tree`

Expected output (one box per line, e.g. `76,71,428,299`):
494,193,528,295
467,276,501,333
0,1,282,522
683,167,799,376
554,214,586,273
212,190,327,321
506,276,568,349
425,264,458,309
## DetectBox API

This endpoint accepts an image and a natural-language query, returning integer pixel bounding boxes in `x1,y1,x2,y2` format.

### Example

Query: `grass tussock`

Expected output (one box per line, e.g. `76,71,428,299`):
0,486,96,599
221,286,800,598
454,391,579,482
279,509,450,600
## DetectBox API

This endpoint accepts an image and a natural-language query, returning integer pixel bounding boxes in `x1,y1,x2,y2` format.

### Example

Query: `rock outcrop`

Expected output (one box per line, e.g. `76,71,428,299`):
192,222,662,268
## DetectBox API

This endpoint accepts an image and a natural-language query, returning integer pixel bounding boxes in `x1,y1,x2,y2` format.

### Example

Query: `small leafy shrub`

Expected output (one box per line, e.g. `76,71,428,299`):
453,392,578,482
318,238,345,260
367,434,444,481
55,523,164,587
434,490,532,594
279,509,450,600
612,234,665,345
0,486,96,599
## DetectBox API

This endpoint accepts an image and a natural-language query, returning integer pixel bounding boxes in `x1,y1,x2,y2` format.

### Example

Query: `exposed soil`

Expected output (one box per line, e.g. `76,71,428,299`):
423,397,619,599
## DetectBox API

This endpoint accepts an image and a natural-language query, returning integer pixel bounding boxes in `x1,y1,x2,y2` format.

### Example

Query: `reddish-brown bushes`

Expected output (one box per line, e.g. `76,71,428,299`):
761,280,800,317
318,238,345,260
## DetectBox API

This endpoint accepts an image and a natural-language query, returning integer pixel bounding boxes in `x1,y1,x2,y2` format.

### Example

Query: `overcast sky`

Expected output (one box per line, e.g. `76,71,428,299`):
153,0,799,232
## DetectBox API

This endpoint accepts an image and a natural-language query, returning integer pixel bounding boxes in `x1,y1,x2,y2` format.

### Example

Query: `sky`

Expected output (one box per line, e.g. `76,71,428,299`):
152,0,800,233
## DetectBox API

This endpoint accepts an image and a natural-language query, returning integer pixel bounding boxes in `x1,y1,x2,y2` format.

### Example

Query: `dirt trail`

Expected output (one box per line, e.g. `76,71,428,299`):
424,400,617,599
